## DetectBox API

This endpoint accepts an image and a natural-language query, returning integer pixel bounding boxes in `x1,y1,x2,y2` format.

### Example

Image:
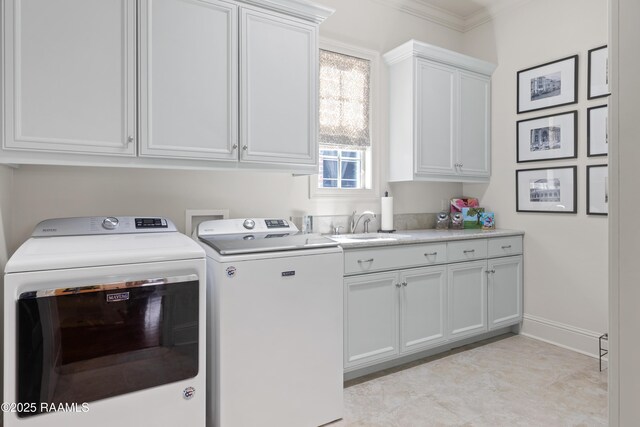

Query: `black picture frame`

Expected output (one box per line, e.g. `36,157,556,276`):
588,45,610,100
517,110,578,163
587,104,608,157
587,164,608,216
516,166,577,213
517,55,579,114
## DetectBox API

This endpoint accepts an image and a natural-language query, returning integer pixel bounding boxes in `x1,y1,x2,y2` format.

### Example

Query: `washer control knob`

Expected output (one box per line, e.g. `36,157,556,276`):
102,217,120,230
243,219,256,230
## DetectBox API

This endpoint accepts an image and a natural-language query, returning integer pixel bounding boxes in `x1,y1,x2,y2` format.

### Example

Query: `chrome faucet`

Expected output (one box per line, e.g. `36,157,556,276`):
350,211,376,234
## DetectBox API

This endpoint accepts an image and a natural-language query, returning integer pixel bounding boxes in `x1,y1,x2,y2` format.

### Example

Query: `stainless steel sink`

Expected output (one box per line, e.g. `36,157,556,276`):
329,233,406,243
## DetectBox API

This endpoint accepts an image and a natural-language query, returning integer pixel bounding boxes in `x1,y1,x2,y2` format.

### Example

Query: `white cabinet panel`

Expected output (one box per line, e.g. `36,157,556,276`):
400,266,447,353
487,236,523,258
488,255,523,330
139,0,238,160
448,260,487,340
3,0,136,155
344,272,399,368
343,242,447,276
240,8,317,166
415,59,455,175
458,71,491,177
447,239,488,263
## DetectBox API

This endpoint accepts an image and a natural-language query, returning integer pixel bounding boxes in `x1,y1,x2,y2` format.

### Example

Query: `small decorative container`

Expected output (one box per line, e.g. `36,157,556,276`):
450,212,463,229
436,212,449,230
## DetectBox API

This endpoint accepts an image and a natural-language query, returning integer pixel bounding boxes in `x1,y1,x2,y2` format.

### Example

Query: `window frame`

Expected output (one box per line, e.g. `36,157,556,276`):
310,39,380,200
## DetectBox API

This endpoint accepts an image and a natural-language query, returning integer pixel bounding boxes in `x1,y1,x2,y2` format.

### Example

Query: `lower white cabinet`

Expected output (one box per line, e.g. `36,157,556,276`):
344,265,447,369
344,272,399,368
488,255,523,330
343,235,523,372
447,260,488,340
400,267,447,353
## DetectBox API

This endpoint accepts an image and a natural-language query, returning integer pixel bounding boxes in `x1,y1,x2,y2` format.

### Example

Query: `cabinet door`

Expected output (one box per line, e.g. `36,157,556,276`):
344,272,399,369
138,0,238,161
240,8,317,167
457,71,491,177
399,266,447,354
488,255,523,330
3,0,136,155
415,59,456,176
447,260,488,340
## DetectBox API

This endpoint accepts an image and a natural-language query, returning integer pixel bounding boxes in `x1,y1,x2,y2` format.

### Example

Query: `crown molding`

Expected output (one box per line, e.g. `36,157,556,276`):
239,0,335,24
372,0,466,32
383,39,497,75
374,0,533,33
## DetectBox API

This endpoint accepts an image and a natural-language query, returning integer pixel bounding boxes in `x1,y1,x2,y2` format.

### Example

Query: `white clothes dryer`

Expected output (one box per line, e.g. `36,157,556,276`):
3,216,206,427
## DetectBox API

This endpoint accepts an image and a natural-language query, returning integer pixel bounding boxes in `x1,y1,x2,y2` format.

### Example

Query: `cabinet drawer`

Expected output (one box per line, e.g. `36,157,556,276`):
488,236,523,258
344,243,447,275
447,239,487,263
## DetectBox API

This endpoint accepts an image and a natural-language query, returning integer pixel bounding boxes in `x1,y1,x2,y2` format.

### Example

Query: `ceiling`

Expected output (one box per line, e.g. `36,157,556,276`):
376,0,528,32
415,0,489,19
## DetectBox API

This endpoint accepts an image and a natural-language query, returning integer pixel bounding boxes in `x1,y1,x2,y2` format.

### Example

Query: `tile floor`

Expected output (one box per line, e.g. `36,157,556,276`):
331,334,607,426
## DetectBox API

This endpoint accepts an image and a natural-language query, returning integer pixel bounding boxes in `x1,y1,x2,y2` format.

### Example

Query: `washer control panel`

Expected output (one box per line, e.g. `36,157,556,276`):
265,219,289,229
32,216,176,237
198,218,297,236
135,218,168,229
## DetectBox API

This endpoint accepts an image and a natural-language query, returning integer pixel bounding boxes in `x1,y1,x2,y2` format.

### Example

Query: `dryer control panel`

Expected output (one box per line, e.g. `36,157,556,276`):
31,216,177,237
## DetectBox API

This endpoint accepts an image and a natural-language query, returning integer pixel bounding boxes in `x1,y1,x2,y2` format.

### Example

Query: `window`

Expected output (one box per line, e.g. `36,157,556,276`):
319,149,363,188
317,48,372,191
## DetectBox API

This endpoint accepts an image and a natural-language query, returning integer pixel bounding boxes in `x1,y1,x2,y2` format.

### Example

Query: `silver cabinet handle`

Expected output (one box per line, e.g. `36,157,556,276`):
357,258,374,263
232,143,238,150
501,245,512,249
463,249,475,254
485,269,496,275
126,135,134,145
242,145,248,151
402,281,407,287
424,252,438,256
395,283,401,288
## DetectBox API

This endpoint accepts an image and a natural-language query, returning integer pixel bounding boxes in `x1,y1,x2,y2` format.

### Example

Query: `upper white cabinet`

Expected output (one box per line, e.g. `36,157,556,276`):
1,0,333,172
138,0,238,161
2,0,136,156
384,40,495,182
240,7,317,167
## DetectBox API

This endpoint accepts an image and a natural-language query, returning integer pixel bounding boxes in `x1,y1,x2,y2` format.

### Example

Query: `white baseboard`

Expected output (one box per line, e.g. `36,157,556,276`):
520,314,606,360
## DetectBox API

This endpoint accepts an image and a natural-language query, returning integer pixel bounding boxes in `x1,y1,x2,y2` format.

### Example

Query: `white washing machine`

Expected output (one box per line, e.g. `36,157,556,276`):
196,218,344,427
3,216,206,427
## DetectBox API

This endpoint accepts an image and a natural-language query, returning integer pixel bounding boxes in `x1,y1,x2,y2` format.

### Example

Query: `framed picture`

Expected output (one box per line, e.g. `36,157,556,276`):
517,55,578,114
587,104,608,157
517,111,577,163
588,45,610,99
587,164,608,215
516,166,577,213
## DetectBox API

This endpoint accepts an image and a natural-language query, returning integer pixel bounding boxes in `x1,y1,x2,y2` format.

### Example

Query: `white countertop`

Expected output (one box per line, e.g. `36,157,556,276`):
331,228,524,249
